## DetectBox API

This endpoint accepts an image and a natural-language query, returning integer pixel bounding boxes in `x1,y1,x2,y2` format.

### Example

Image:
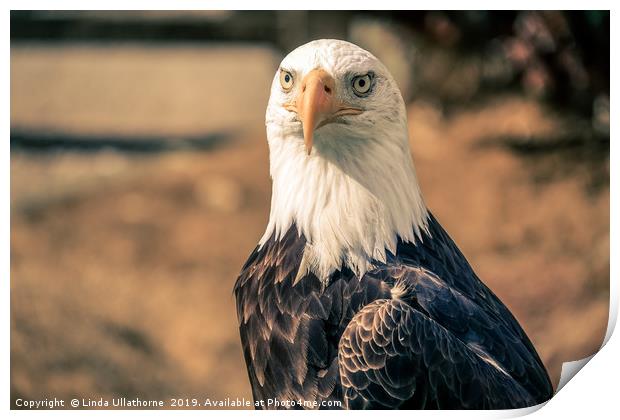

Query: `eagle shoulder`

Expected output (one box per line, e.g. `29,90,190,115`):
338,265,553,409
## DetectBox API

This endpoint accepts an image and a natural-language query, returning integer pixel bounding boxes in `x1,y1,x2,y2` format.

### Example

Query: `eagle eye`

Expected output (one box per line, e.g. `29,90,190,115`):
352,74,372,96
279,70,294,92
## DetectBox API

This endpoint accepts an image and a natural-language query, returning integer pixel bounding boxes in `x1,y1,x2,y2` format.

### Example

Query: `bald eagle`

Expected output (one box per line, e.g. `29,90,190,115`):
234,39,553,409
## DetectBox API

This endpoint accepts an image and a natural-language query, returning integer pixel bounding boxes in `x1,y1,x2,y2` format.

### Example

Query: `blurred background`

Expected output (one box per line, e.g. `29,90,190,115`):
11,10,609,409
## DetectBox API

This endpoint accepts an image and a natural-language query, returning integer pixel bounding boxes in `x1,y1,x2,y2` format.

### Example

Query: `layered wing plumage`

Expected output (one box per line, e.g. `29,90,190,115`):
338,266,547,409
234,215,553,410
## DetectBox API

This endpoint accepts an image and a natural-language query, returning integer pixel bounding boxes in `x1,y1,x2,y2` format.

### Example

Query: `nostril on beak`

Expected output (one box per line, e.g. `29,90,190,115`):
324,85,332,95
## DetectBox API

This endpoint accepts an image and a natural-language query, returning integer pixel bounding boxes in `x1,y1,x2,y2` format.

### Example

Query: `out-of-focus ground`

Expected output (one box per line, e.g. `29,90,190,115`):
11,13,609,409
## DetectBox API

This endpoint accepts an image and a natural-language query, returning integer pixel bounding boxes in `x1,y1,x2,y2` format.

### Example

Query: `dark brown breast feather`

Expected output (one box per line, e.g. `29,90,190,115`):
233,213,553,409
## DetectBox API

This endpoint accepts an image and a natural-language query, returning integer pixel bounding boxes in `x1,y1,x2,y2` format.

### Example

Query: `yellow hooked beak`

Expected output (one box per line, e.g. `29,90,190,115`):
284,69,363,155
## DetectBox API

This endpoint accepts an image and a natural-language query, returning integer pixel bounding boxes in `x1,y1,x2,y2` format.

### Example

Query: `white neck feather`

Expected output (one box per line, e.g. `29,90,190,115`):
259,125,429,281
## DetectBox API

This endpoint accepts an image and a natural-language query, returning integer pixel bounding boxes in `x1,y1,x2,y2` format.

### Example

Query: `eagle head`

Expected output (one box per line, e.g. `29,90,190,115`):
266,39,408,156
262,39,428,280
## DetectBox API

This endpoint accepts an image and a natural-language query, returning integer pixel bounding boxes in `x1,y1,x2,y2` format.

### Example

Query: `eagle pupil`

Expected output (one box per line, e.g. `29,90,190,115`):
358,79,366,87
285,74,290,83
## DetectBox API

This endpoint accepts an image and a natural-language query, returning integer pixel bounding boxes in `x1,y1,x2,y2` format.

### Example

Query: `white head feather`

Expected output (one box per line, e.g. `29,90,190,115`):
260,39,428,281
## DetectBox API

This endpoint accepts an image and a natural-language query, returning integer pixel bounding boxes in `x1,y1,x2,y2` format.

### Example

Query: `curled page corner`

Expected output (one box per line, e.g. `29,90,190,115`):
557,355,595,392
554,307,615,393
554,274,617,393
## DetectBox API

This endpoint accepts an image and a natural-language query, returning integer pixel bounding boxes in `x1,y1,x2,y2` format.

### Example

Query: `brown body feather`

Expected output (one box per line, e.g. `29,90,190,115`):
234,213,553,409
